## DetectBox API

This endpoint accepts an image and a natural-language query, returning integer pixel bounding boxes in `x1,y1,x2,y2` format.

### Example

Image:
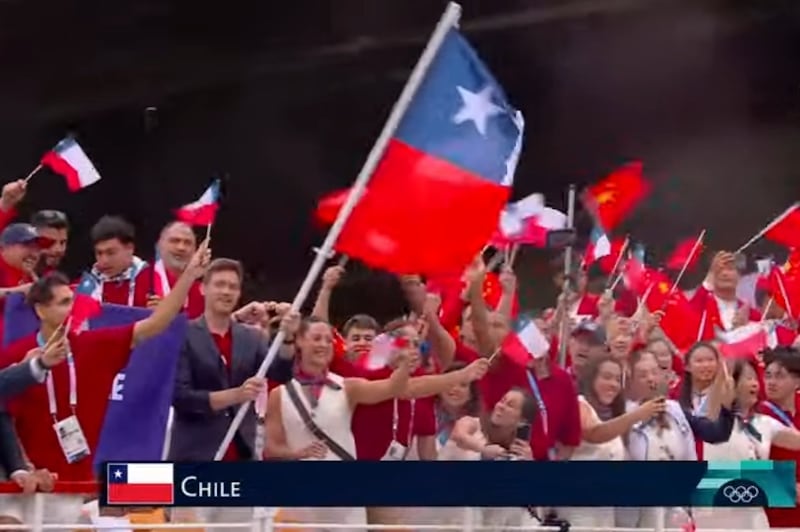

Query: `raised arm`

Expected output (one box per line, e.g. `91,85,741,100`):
345,353,412,407
132,241,210,346
402,358,488,399
310,266,343,322
420,293,456,369
582,398,661,444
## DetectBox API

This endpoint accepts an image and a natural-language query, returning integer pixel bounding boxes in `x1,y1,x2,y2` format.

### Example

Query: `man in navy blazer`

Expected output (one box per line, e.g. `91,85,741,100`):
169,258,295,462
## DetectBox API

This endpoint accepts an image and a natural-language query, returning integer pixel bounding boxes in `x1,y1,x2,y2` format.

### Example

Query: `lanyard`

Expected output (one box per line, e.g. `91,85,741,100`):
391,398,416,444
762,401,794,427
526,370,556,460
37,331,77,421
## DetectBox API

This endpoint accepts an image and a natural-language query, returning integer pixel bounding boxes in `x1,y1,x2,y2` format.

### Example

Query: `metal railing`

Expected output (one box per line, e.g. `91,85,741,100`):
0,484,780,532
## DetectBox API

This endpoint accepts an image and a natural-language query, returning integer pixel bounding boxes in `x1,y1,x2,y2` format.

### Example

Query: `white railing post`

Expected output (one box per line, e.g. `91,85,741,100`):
252,507,275,532
653,507,665,532
30,493,45,532
461,506,476,532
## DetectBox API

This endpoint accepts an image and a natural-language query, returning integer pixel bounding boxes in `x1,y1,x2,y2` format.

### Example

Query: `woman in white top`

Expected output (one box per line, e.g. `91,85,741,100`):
559,355,666,532
265,315,413,532
676,342,720,416
435,387,536,531
434,361,482,451
623,349,698,530
696,358,800,530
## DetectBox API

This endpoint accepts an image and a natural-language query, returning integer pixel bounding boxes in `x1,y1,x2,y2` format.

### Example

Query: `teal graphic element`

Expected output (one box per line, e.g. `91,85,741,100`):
692,461,796,507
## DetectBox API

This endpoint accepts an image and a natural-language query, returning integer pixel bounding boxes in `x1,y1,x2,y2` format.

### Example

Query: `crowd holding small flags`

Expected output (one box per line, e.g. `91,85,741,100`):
0,2,800,531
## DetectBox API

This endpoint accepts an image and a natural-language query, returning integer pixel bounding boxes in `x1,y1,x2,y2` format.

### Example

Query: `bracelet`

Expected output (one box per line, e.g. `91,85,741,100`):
34,357,50,371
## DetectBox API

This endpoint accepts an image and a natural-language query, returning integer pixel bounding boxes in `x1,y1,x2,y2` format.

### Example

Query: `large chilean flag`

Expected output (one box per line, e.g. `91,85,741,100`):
330,29,524,275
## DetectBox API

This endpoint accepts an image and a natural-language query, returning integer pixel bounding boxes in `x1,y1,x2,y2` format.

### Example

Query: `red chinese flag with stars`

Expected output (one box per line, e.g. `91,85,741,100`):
582,162,651,232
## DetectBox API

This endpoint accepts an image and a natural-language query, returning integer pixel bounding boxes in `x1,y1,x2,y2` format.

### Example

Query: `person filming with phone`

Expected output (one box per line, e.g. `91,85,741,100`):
431,388,536,530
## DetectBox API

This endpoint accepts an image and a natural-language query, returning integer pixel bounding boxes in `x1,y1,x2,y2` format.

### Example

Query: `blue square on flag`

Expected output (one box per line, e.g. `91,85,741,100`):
106,463,174,505
333,28,524,276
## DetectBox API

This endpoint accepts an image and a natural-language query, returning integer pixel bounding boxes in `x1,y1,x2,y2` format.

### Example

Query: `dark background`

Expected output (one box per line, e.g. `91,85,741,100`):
0,0,799,323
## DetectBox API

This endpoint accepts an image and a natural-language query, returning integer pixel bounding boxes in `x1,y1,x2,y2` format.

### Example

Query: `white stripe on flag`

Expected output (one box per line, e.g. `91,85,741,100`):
127,463,173,484
594,233,611,258
60,142,101,188
716,322,763,344
517,320,550,359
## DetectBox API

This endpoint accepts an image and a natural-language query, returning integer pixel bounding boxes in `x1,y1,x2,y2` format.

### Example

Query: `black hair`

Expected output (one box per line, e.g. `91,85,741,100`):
90,215,135,246
579,355,627,420
677,342,720,411
25,272,71,306
763,346,800,378
30,210,69,231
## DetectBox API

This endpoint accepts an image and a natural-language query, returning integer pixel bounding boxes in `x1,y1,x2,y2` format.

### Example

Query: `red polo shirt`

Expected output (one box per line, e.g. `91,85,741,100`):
99,269,151,307
210,329,239,461
758,394,800,528
455,341,581,460
137,265,204,319
0,325,134,481
329,357,436,460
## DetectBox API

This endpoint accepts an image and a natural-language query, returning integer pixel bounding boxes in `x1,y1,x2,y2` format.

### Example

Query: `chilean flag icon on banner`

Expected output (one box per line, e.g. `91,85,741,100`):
106,463,174,505
332,28,524,276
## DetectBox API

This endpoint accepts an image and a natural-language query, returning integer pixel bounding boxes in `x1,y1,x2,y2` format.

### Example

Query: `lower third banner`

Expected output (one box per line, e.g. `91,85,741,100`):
101,460,796,508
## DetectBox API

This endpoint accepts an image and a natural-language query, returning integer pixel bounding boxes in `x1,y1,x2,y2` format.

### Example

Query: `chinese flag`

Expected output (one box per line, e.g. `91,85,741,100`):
768,266,800,320
765,204,800,249
666,236,703,271
644,270,675,311
582,161,651,232
659,291,703,351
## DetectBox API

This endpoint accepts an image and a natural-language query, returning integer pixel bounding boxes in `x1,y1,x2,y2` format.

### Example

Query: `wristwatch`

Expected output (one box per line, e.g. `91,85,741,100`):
34,357,50,372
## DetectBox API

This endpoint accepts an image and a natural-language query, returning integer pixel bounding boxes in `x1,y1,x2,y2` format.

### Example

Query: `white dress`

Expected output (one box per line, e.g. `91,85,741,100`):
277,374,367,532
558,397,626,532
694,414,784,530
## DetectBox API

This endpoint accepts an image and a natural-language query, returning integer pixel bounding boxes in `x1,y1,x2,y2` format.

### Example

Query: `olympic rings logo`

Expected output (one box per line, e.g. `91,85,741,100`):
722,485,760,504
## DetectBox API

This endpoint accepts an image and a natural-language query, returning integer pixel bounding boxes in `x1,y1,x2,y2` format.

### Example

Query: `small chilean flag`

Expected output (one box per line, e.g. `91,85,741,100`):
41,138,102,192
501,316,550,367
175,180,220,226
107,463,174,505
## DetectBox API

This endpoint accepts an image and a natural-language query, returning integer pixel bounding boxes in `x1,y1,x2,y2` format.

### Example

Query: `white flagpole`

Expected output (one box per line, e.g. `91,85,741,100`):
213,1,464,460
668,229,706,297
736,203,799,254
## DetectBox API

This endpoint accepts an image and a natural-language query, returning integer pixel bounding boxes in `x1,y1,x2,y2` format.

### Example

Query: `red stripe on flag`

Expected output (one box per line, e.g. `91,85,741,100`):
41,151,82,192
333,139,510,275
175,204,218,226
107,483,174,505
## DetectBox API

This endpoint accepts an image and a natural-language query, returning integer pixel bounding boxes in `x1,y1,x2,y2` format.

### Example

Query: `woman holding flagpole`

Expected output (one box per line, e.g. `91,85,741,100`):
265,314,413,532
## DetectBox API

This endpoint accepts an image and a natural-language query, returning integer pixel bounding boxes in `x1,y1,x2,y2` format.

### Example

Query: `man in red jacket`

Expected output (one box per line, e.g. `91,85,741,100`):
138,221,204,318
691,251,761,339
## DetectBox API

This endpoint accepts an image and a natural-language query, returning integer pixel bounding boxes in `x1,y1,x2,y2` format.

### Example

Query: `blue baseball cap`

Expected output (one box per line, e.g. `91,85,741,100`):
0,223,54,248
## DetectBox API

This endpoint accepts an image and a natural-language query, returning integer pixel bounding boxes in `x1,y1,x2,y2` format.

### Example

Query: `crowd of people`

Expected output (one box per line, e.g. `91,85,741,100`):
0,174,797,532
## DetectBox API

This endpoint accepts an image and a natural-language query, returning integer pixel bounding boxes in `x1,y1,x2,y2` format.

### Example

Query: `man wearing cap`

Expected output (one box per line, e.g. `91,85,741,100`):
0,223,54,345
30,210,69,276
567,321,608,382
